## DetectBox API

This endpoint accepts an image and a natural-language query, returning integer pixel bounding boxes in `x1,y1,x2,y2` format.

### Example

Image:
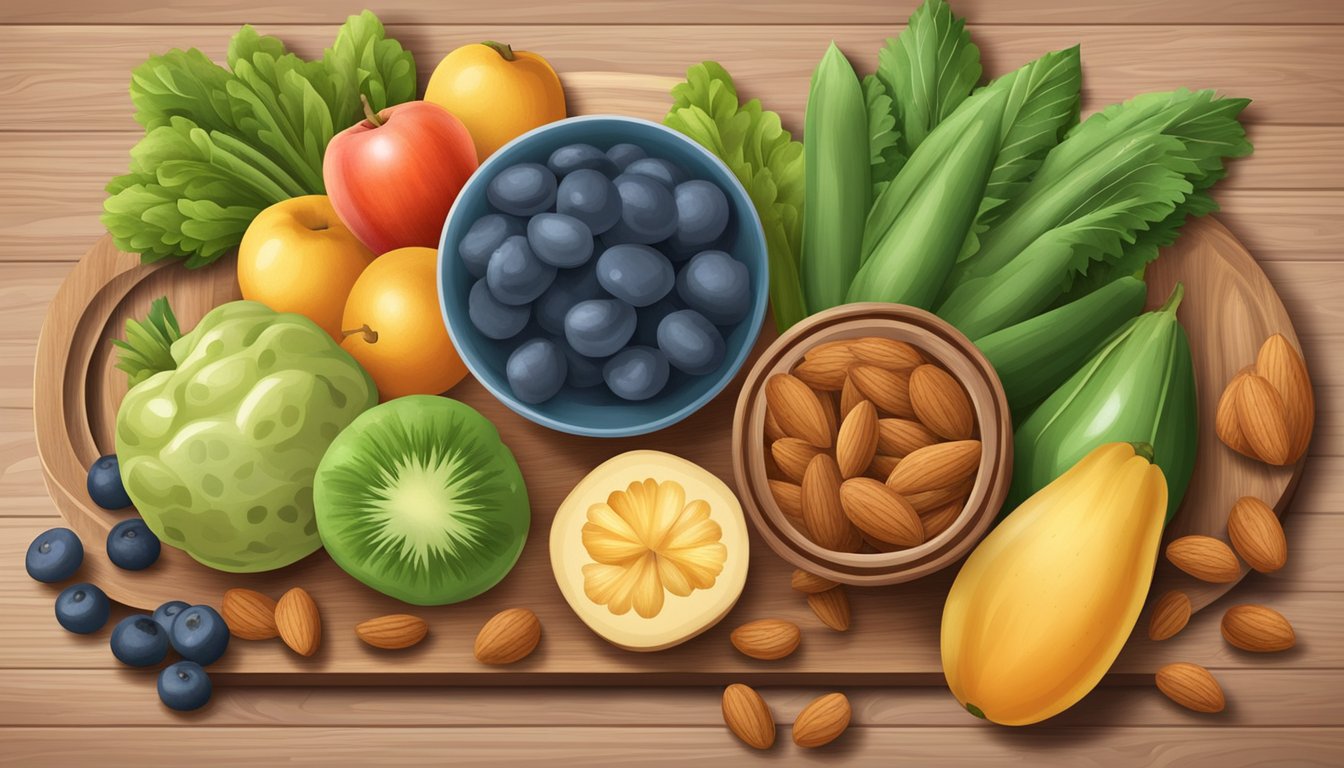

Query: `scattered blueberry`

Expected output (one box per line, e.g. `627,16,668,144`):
169,605,230,666
554,337,606,389
556,169,623,235
506,338,568,404
111,614,170,667
676,250,752,326
106,518,161,571
459,214,526,279
534,264,605,336
469,278,531,340
55,583,110,634
596,244,675,307
158,661,212,712
624,157,688,189
487,163,558,217
87,454,132,510
487,235,556,306
609,174,678,245
564,299,637,359
25,527,83,583
152,600,190,634
606,142,647,171
527,213,594,268
603,346,670,401
547,143,618,177
658,309,727,375
669,180,730,252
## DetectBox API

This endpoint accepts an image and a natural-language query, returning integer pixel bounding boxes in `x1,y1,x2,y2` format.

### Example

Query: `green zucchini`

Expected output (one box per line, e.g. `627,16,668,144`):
974,276,1147,416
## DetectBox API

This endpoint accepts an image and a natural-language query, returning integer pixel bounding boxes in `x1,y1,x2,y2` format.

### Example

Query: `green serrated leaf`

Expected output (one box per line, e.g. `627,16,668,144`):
876,0,982,157
113,297,183,387
862,74,905,196
322,10,417,129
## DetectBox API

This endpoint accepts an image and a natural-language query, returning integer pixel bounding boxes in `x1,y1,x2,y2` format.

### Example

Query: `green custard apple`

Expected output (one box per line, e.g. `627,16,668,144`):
115,299,377,572
313,396,531,606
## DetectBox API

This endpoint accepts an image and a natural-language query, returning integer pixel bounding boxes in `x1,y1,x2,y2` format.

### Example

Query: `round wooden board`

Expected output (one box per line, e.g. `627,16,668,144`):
33,73,1306,681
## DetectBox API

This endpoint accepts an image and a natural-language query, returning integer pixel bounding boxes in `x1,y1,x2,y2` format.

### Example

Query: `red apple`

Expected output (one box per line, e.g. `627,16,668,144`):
323,99,478,254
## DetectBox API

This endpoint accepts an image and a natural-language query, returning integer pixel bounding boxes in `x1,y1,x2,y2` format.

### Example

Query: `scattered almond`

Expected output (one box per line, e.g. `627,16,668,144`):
835,401,879,479
1235,373,1293,466
850,337,922,370
1148,590,1193,641
807,587,851,632
876,418,940,457
793,347,851,390
839,376,864,418
1227,496,1287,574
909,364,974,440
722,684,775,750
772,438,824,484
792,692,852,748
1221,604,1295,653
275,587,321,657
920,501,964,539
766,374,832,448
849,365,913,418
1215,371,1254,458
791,568,840,594
355,614,429,650
885,440,981,494
1256,334,1313,462
474,608,542,665
730,619,801,661
1166,535,1242,583
802,455,861,552
221,587,278,641
839,478,924,547
768,479,804,521
1155,662,1225,713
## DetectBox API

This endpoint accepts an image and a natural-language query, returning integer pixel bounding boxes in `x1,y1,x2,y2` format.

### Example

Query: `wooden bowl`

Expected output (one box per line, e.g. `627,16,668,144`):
731,303,1013,585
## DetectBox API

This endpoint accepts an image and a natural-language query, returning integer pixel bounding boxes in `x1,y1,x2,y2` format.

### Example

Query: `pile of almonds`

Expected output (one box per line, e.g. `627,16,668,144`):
1216,334,1313,465
764,336,981,553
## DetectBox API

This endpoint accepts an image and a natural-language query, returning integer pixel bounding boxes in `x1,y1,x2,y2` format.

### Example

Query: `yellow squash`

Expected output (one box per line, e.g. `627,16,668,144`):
940,442,1168,725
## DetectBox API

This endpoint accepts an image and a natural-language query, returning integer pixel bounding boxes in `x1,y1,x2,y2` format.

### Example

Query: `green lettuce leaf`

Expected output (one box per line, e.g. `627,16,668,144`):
876,0,981,158
323,10,418,128
862,74,905,199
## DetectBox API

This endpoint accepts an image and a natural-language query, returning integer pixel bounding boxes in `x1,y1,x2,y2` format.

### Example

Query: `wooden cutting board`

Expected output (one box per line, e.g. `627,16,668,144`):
32,73,1305,683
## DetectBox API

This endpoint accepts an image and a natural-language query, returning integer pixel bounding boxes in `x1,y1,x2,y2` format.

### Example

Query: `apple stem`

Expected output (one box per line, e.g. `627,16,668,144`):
481,40,516,61
341,324,379,344
360,94,383,128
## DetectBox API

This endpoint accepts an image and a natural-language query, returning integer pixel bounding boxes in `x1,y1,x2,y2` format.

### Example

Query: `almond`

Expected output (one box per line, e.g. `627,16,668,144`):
905,480,975,514
474,607,542,664
804,339,857,363
1147,590,1193,641
835,401,879,479
791,568,840,594
1155,662,1225,713
815,388,839,441
1235,373,1293,465
909,364,974,440
1215,371,1255,458
802,455,861,552
771,438,824,484
1256,334,1313,462
730,619,802,660
275,587,321,657
764,406,787,442
766,374,832,448
807,586,851,632
849,365,913,418
793,347,852,390
1221,604,1295,652
867,454,900,480
1227,496,1287,574
1166,535,1242,583
839,478,924,547
920,501,964,539
876,418,940,457
850,337,922,370
768,479,804,522
885,440,981,494
792,692,852,748
221,588,279,641
722,684,775,749
839,377,864,418
355,614,429,650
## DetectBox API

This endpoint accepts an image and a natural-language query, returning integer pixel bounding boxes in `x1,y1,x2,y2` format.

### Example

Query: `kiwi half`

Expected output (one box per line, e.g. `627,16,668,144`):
313,396,530,605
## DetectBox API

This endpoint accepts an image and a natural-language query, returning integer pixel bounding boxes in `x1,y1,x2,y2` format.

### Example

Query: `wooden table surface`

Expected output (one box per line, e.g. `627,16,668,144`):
2,1,1342,764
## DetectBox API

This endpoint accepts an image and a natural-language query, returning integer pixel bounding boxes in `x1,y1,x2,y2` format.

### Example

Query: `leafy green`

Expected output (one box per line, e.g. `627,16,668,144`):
876,0,982,158
664,62,807,331
862,74,904,198
113,297,182,387
322,11,418,125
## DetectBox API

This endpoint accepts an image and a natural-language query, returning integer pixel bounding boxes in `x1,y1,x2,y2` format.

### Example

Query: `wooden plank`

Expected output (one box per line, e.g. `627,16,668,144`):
1,25,1341,133
1,726,1342,766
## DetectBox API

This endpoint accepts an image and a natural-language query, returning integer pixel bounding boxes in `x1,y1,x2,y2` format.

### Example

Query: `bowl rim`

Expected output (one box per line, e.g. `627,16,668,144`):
730,303,1014,586
437,114,769,438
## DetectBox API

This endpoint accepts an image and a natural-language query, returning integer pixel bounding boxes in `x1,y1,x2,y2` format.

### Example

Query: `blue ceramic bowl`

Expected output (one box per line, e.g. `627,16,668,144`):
438,115,769,438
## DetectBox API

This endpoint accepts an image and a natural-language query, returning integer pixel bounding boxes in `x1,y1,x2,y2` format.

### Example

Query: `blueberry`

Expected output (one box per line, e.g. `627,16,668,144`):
170,605,230,666
596,244,675,307
527,213,594,268
676,250,752,326
487,163,557,217
608,174,678,245
460,214,526,279
487,235,556,306
553,337,606,389
107,518,161,571
547,143,618,177
657,309,727,375
603,346,670,401
534,264,605,336
668,180,730,252
606,143,647,171
506,337,567,404
25,527,83,583
624,158,688,190
111,615,170,667
556,170,622,235
468,279,530,340
55,583,110,634
87,454,132,510
152,600,190,634
158,661,212,712
634,294,684,347
564,299,637,358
